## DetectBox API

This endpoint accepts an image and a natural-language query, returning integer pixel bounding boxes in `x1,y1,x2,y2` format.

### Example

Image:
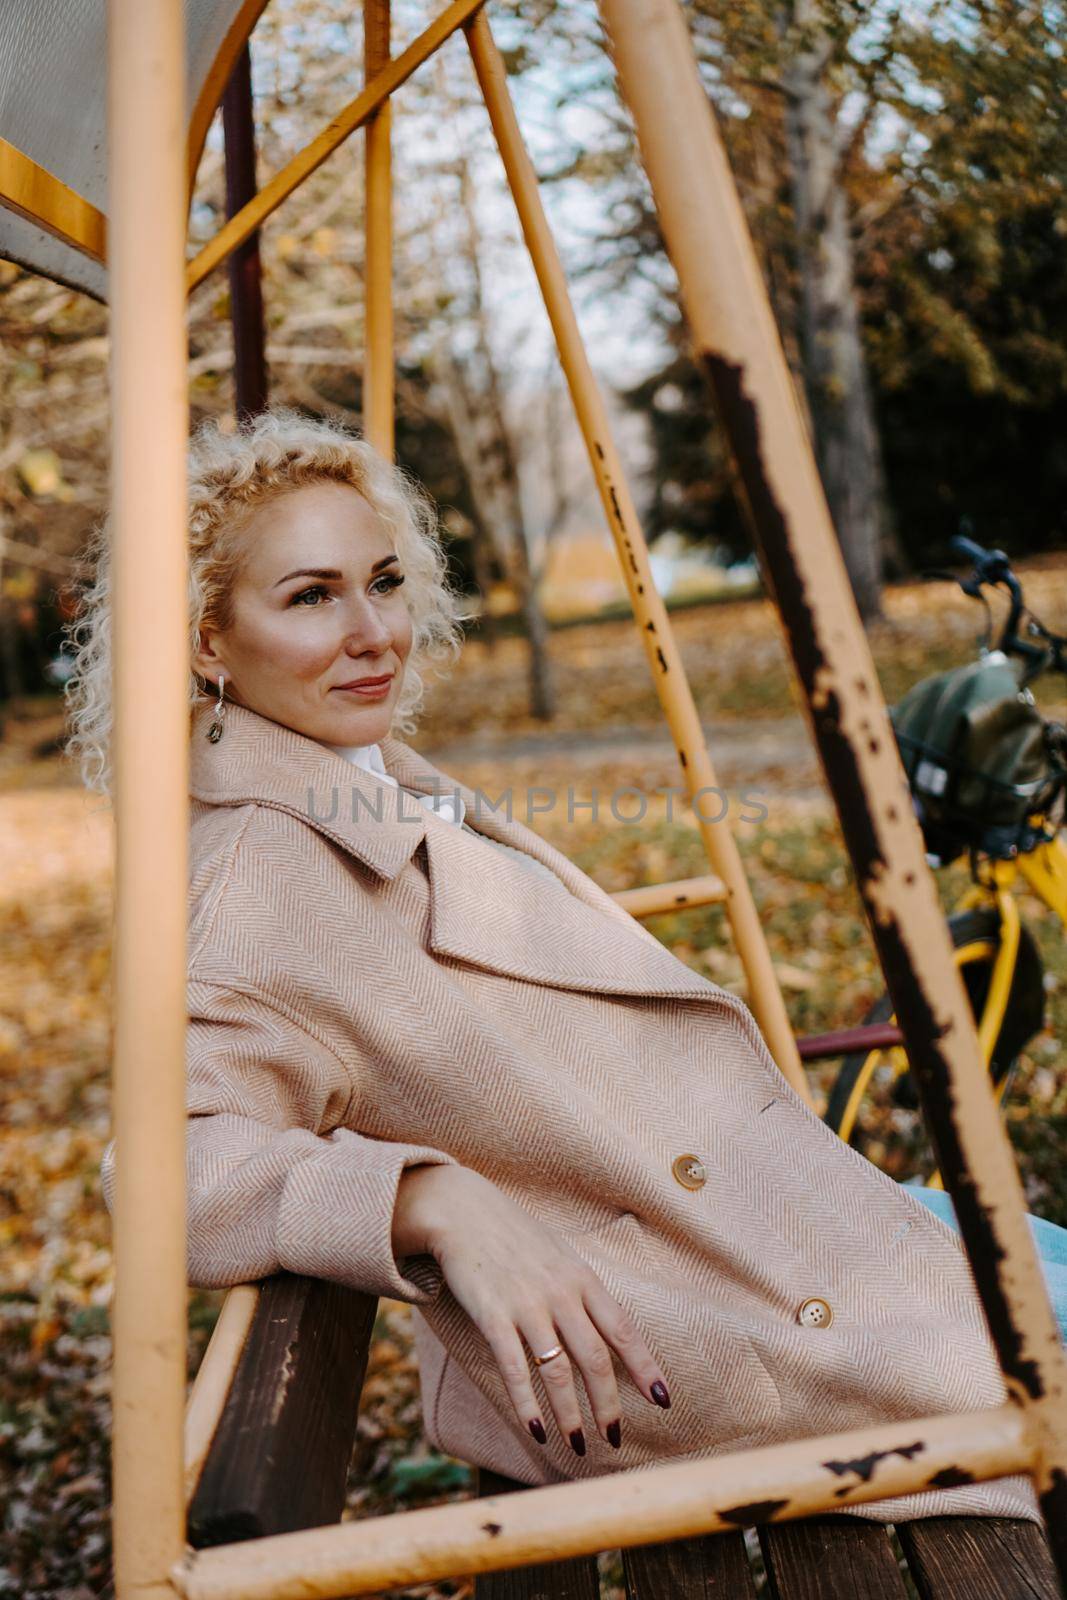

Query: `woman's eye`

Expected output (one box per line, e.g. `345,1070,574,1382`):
288,574,405,607
289,584,331,606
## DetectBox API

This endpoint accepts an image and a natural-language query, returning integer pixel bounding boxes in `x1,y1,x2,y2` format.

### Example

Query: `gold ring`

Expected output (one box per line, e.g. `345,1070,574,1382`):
533,1344,564,1366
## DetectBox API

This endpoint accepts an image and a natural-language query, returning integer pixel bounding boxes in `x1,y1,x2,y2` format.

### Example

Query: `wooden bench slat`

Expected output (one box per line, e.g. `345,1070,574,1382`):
476,1470,601,1600
759,1516,908,1600
896,1516,1062,1600
474,1551,602,1600
622,1531,758,1600
186,1275,377,1548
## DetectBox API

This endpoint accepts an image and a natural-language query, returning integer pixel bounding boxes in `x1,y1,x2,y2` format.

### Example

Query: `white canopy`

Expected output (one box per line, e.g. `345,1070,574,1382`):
0,0,261,300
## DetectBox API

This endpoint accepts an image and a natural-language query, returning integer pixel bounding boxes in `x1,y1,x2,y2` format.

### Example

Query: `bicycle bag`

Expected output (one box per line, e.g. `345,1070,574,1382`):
890,651,1064,860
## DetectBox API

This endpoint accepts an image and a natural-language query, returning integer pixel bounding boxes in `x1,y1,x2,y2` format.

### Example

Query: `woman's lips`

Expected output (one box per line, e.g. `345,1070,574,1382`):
332,676,393,698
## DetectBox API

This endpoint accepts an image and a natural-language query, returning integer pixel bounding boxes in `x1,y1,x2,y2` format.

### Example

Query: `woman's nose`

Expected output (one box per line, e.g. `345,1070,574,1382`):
342,598,394,655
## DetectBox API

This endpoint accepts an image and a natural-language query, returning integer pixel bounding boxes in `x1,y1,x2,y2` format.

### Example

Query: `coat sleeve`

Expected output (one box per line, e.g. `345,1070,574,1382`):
99,978,457,1304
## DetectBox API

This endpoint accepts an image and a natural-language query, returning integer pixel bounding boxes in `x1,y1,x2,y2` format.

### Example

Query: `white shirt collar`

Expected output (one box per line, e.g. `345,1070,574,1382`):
323,740,395,784
321,739,465,827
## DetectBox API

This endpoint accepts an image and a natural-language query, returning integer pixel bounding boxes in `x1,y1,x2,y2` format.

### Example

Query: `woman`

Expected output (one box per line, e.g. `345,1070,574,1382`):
73,407,1057,1526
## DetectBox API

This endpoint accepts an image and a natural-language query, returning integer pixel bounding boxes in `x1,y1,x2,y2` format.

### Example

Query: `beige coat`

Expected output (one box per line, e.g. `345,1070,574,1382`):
108,697,1041,1525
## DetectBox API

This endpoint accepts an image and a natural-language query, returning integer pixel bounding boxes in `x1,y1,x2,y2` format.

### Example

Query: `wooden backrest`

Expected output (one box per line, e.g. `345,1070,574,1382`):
186,1274,377,1547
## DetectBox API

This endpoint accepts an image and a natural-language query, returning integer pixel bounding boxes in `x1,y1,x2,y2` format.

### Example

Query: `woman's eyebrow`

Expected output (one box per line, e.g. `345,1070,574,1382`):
272,554,400,587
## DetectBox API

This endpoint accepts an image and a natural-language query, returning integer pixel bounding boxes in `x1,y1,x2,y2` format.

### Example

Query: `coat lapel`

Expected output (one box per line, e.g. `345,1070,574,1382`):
189,700,727,1004
383,737,724,999
190,699,431,881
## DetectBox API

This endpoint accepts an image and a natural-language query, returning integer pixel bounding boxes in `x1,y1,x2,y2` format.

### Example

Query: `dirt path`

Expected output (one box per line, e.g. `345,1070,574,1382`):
422,712,825,801
3,705,826,802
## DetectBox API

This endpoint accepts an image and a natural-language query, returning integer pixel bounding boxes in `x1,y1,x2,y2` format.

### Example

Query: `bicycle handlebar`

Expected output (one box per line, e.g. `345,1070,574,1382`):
949,533,1019,594
945,532,1067,678
950,533,997,568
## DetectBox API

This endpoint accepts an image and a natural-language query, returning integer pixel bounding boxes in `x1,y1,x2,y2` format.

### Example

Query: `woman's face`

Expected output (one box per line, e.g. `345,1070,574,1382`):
193,479,414,747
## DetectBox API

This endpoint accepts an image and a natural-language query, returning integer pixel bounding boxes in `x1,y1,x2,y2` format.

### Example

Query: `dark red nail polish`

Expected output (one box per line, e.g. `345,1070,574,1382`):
650,1381,671,1409
528,1417,547,1444
569,1429,586,1456
606,1419,622,1448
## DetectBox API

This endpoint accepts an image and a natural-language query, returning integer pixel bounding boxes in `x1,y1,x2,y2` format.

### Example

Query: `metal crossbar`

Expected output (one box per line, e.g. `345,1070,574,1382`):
184,0,489,291
0,136,106,260
173,1405,1034,1600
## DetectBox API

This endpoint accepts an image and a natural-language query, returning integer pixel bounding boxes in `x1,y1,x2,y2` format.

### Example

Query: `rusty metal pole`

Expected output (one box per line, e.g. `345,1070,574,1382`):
172,1403,1035,1600
107,0,189,1594
222,40,269,420
464,10,808,1100
363,0,394,457
595,0,1067,1572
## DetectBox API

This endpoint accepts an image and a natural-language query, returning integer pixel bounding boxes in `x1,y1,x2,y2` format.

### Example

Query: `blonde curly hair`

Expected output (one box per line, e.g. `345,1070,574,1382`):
63,406,470,798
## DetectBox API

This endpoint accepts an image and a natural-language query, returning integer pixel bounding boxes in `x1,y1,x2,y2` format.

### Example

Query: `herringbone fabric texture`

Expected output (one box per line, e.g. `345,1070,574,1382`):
101,699,1041,1524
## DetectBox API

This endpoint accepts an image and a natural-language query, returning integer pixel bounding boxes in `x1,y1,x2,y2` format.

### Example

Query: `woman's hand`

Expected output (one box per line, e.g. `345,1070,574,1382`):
392,1163,671,1455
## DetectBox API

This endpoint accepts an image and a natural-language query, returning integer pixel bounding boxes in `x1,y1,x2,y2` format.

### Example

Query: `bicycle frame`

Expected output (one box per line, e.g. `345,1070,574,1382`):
832,933,1002,1169
832,829,1067,1185
1017,831,1067,926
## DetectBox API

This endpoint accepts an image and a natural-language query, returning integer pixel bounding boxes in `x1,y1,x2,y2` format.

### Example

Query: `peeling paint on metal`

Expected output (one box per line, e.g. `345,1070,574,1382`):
718,1497,790,1526
821,1441,925,1484
699,347,1046,1404
926,1467,976,1488
1041,1465,1067,1543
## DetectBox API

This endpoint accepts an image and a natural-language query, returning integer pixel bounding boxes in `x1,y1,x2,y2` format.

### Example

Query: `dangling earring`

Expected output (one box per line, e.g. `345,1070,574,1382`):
207,674,227,743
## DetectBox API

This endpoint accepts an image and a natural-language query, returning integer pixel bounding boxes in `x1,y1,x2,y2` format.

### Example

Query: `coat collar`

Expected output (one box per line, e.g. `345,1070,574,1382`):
190,698,432,881
189,699,732,1005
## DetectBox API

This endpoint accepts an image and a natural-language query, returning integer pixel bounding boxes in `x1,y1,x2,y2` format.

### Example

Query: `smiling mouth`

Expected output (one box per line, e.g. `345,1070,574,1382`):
333,674,394,690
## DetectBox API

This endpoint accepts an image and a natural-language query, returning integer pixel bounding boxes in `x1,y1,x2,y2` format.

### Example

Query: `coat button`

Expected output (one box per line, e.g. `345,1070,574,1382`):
671,1154,707,1190
797,1297,833,1328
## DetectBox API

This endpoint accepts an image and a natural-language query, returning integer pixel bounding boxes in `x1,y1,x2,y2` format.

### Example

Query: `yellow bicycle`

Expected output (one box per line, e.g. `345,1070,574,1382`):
824,536,1067,1185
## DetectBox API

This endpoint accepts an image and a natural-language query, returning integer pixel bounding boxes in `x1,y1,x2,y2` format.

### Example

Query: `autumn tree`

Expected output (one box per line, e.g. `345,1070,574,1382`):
509,0,1064,596
857,0,1067,557
496,0,892,612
